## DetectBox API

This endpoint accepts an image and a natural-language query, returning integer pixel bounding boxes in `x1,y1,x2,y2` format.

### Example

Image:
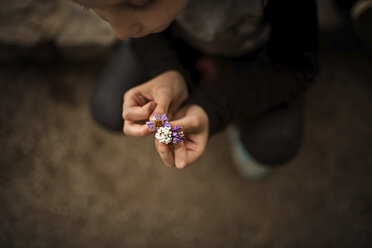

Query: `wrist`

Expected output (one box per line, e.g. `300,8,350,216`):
191,104,209,137
166,70,189,100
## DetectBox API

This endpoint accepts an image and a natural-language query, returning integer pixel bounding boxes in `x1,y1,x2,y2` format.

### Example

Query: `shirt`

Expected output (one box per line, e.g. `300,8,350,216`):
130,0,319,135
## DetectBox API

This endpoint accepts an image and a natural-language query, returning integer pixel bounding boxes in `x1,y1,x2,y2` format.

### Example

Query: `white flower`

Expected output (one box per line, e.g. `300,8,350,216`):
155,126,173,144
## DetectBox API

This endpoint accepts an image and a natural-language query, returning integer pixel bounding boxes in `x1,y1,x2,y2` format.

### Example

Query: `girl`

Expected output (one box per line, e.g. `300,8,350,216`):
75,0,319,175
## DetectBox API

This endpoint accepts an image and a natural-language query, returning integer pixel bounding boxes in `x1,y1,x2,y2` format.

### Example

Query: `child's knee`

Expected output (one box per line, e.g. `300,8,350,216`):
90,87,124,132
242,126,304,166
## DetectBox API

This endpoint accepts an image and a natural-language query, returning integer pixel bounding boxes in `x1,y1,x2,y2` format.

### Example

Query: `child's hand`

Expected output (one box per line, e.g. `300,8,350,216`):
155,104,209,169
122,70,188,136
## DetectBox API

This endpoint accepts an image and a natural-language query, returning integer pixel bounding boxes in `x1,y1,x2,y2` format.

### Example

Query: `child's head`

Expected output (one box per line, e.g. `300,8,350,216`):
72,0,188,40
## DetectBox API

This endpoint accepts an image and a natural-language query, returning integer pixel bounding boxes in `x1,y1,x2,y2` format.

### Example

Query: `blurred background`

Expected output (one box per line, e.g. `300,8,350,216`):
0,0,371,247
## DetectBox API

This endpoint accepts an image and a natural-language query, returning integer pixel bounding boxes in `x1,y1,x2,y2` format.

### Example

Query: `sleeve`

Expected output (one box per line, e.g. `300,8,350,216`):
188,0,320,136
129,24,197,93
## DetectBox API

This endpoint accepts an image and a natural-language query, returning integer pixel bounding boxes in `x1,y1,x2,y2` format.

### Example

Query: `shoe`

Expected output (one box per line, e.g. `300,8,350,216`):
227,125,270,180
351,0,372,48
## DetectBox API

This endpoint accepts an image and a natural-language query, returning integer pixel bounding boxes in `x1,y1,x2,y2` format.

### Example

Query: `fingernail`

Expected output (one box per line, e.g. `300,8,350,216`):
176,161,186,169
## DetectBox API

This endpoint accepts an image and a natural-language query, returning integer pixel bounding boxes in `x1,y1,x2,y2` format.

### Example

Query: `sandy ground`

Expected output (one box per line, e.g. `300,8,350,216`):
1,16,372,248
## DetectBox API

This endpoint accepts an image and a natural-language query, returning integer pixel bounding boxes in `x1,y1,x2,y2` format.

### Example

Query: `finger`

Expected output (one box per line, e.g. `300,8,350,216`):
123,89,149,107
185,149,201,166
122,101,156,121
152,92,172,118
124,90,153,105
170,116,201,133
155,139,175,167
173,142,188,169
184,134,208,165
123,121,153,137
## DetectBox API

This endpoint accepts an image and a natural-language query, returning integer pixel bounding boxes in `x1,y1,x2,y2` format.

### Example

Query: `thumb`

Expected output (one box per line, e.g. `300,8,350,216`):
151,94,171,120
170,116,201,133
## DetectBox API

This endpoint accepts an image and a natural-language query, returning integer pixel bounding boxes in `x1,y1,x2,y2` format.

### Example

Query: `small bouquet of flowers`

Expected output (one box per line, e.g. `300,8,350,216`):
146,113,185,144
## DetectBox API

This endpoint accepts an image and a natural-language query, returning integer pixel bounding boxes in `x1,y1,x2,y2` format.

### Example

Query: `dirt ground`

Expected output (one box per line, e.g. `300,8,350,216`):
1,21,372,248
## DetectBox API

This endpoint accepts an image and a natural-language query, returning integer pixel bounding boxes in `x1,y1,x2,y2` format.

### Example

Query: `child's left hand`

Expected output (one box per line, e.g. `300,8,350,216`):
155,104,209,168
122,70,188,136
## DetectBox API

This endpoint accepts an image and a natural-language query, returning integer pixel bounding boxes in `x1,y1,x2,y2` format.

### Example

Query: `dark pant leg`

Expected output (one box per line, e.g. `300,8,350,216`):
91,41,149,132
235,94,305,166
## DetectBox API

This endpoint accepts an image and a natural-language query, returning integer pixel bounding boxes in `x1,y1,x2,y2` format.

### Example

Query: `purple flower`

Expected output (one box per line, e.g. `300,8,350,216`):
146,113,171,131
171,125,185,144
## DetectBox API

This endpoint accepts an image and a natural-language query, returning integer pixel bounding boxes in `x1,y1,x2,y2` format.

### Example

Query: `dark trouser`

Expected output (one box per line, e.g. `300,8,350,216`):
91,41,305,166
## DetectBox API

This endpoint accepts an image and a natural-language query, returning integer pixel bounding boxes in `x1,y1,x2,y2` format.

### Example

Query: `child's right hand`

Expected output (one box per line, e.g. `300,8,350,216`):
155,104,209,168
122,70,188,136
